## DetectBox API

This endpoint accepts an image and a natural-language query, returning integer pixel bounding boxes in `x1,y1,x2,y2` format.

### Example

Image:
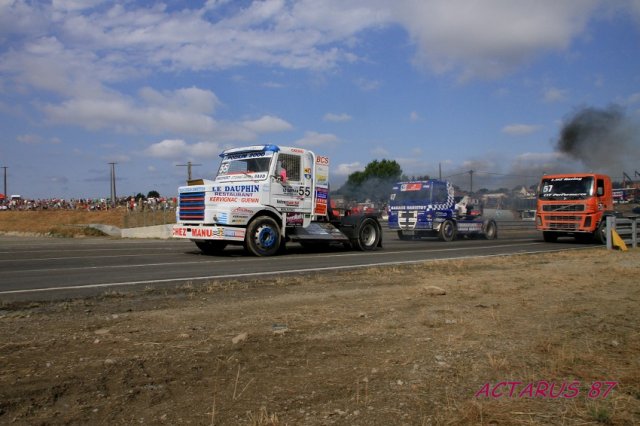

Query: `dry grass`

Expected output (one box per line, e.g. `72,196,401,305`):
0,230,638,424
0,209,125,234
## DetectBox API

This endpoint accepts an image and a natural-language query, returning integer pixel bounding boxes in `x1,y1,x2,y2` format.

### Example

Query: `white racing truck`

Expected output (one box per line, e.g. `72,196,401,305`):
172,144,383,256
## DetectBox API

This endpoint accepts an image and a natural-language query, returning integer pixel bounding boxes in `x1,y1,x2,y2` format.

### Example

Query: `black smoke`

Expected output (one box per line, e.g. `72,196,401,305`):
556,105,640,171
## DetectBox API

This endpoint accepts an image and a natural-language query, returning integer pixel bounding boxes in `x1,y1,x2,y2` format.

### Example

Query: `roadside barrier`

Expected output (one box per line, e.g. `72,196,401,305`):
606,216,638,250
123,209,176,228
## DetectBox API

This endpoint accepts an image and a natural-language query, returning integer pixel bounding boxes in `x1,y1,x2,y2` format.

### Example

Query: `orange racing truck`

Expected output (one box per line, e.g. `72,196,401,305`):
536,173,615,243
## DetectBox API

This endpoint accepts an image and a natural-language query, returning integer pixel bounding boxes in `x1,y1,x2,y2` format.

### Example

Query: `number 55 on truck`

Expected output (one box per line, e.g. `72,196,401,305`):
172,144,383,256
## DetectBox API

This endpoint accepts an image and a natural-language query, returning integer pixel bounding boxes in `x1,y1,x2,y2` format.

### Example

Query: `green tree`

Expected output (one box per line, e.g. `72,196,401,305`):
147,190,160,198
338,159,402,203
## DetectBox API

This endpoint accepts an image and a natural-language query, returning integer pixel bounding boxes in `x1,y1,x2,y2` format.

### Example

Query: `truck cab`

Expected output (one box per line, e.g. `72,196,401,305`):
388,180,496,241
536,173,614,243
172,144,382,256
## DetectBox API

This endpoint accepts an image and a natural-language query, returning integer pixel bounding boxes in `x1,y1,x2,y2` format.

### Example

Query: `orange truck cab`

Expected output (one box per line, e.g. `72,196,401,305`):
536,173,615,243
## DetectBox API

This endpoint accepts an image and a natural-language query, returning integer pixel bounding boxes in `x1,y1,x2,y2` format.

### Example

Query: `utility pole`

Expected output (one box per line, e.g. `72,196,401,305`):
177,161,201,182
438,162,442,180
2,166,7,198
109,162,117,208
469,169,474,193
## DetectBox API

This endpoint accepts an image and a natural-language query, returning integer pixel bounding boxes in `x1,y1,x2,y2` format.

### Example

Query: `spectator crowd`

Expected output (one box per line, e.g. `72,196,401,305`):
1,196,177,212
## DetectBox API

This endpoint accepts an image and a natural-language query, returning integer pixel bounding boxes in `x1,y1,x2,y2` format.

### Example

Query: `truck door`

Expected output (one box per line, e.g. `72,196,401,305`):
270,152,313,215
596,178,606,210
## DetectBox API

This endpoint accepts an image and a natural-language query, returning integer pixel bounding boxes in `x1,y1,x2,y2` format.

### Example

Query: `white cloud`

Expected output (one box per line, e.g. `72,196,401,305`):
262,81,285,88
625,92,640,105
294,131,340,147
17,134,63,145
502,124,541,136
189,141,223,158
409,111,421,122
52,0,107,12
145,139,223,160
371,146,389,157
242,115,293,133
323,112,352,122
544,87,568,103
391,0,600,80
104,154,131,163
43,94,218,135
145,139,189,159
334,161,361,176
138,87,220,114
355,78,381,91
17,134,43,144
0,0,618,88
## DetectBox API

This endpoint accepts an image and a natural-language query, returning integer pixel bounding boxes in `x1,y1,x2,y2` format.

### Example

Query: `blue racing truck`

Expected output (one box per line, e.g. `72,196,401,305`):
388,180,497,241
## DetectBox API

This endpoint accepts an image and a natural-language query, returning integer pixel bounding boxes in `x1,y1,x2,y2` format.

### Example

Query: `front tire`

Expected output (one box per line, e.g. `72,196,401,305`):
352,218,381,251
593,220,607,244
438,219,457,242
245,216,281,256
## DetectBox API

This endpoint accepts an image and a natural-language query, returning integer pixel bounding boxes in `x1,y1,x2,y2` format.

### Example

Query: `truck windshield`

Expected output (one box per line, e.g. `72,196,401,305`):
389,183,431,206
539,177,594,200
216,153,272,180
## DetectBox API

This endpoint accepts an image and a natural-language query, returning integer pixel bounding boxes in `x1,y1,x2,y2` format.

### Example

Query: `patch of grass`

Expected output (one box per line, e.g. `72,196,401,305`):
247,406,279,425
588,403,613,424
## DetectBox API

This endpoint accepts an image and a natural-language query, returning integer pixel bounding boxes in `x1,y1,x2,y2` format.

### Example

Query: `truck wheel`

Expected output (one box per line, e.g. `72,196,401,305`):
245,216,281,256
438,220,457,242
352,218,381,251
542,231,558,242
593,220,607,244
483,220,498,240
195,241,227,255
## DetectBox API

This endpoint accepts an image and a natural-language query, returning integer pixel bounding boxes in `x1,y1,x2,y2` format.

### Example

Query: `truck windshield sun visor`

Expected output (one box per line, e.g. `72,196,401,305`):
539,177,594,200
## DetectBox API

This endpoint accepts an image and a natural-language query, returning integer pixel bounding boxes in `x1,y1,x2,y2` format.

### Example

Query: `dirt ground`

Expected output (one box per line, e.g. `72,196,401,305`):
1,246,639,425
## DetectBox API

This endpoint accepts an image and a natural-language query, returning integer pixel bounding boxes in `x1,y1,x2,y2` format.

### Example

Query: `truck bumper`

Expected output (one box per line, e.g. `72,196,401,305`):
172,224,246,242
536,213,597,233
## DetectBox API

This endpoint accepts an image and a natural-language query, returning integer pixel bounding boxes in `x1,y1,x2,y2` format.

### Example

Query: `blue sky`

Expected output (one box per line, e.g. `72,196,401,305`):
1,0,640,199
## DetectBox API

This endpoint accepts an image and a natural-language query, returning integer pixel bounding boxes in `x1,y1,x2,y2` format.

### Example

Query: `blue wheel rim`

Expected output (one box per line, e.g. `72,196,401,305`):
258,227,276,248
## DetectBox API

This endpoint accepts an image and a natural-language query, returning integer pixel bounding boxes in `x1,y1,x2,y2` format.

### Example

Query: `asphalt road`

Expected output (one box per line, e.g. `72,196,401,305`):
0,229,598,301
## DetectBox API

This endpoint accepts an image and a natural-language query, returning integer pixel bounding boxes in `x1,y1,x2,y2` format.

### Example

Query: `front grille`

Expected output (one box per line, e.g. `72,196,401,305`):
541,211,583,231
547,215,582,222
179,192,205,221
399,211,416,229
542,204,585,212
548,222,579,230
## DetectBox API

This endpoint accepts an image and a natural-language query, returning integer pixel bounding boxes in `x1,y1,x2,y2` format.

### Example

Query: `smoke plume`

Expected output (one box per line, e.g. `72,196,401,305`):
556,105,640,173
